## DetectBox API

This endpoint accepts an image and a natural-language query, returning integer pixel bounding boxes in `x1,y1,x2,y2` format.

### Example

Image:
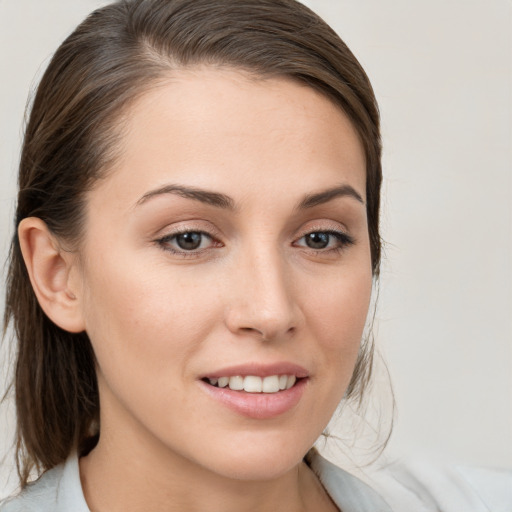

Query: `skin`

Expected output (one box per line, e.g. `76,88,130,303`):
20,68,372,512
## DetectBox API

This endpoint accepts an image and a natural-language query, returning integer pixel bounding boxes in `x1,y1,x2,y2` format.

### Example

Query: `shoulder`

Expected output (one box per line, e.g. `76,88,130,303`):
307,450,393,512
0,465,65,512
0,454,89,512
365,457,512,512
309,449,512,512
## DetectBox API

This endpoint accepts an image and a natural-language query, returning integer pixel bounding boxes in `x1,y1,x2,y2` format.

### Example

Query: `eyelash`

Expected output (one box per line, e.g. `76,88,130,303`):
155,228,355,258
293,230,355,254
156,229,220,259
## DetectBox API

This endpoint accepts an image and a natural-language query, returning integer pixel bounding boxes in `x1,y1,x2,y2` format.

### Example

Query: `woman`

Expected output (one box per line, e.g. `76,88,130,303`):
1,1,509,511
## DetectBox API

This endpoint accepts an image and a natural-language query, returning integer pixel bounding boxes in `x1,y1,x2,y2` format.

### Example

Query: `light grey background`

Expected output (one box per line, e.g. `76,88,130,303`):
1,0,511,496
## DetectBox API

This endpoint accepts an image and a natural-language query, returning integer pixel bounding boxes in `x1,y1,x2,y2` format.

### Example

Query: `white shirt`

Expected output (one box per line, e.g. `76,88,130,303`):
1,450,511,511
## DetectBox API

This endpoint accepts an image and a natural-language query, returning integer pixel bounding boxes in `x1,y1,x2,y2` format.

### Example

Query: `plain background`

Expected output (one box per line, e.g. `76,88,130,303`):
1,0,511,496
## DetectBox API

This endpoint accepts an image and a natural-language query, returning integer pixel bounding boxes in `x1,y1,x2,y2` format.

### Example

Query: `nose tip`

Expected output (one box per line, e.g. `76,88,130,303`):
234,311,297,342
224,257,300,341
225,305,297,342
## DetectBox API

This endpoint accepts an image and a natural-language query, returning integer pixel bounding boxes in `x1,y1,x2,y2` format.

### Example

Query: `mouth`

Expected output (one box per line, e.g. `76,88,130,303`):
199,364,309,419
202,374,301,393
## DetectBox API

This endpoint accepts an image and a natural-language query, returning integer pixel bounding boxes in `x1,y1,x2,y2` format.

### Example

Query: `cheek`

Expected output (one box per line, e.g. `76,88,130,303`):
291,264,372,438
80,251,222,384
306,268,372,350
302,263,373,401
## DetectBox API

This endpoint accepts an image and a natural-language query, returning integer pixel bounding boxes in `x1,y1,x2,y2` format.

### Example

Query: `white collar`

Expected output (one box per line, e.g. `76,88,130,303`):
306,449,393,512
2,449,391,511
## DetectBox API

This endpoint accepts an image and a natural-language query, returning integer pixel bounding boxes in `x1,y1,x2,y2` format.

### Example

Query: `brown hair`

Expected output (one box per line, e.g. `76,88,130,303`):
3,0,382,487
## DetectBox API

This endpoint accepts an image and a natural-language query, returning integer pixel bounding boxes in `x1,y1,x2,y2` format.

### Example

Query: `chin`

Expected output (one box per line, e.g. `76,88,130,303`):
205,453,304,482
190,431,315,481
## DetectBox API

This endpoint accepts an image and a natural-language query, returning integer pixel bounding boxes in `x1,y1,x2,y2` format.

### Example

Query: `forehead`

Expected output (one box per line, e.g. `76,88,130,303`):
92,67,366,210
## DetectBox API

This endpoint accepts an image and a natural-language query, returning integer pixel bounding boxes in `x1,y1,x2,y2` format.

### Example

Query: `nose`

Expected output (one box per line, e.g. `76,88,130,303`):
224,246,301,341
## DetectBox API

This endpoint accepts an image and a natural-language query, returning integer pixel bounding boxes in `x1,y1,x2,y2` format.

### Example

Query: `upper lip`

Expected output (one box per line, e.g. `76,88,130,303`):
201,362,309,379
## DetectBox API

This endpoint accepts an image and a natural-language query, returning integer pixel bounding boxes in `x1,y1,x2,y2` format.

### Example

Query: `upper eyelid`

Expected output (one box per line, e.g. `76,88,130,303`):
298,228,351,238
293,225,352,243
297,226,348,235
160,228,214,238
155,222,351,238
153,217,353,243
158,229,218,245
294,230,354,245
295,218,350,233
155,222,222,239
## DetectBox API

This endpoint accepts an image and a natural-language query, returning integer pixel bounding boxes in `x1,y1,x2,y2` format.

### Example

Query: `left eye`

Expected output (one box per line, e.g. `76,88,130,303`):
159,231,214,252
295,231,353,250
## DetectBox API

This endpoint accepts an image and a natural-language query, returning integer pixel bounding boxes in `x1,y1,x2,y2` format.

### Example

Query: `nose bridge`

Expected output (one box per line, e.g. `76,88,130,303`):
225,239,298,340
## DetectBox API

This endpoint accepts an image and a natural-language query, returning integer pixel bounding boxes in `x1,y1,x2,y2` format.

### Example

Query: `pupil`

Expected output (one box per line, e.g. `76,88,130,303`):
306,232,329,249
176,232,202,250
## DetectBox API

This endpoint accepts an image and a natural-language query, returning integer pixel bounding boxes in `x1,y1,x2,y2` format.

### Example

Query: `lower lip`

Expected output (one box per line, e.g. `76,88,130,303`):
199,378,308,419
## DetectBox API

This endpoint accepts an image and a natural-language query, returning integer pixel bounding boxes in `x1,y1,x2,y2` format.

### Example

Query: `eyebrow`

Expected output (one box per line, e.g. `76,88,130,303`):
136,184,236,210
297,184,365,209
135,183,364,210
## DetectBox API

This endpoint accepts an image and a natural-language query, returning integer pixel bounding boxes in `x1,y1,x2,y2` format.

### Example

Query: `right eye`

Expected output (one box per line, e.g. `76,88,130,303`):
156,230,219,254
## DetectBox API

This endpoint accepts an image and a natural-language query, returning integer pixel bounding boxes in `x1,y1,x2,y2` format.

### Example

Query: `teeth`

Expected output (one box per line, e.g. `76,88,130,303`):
286,375,296,390
262,375,280,393
228,375,244,391
217,377,229,388
207,374,299,393
243,375,263,392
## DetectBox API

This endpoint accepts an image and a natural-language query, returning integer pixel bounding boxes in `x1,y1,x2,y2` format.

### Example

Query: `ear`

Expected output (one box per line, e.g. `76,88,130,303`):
18,217,86,333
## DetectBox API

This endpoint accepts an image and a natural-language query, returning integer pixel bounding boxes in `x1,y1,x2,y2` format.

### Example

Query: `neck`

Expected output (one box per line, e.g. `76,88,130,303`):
80,418,337,512
79,381,338,512
79,435,335,512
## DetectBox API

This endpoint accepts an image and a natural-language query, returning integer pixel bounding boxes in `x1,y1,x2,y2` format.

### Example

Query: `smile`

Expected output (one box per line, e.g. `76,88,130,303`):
204,374,297,393
200,372,308,419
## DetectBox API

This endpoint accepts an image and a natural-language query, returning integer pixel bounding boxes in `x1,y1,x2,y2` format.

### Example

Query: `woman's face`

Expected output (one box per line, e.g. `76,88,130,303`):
75,68,372,480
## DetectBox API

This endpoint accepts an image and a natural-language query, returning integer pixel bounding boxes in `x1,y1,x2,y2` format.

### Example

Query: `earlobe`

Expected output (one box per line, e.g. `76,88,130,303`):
18,217,86,333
